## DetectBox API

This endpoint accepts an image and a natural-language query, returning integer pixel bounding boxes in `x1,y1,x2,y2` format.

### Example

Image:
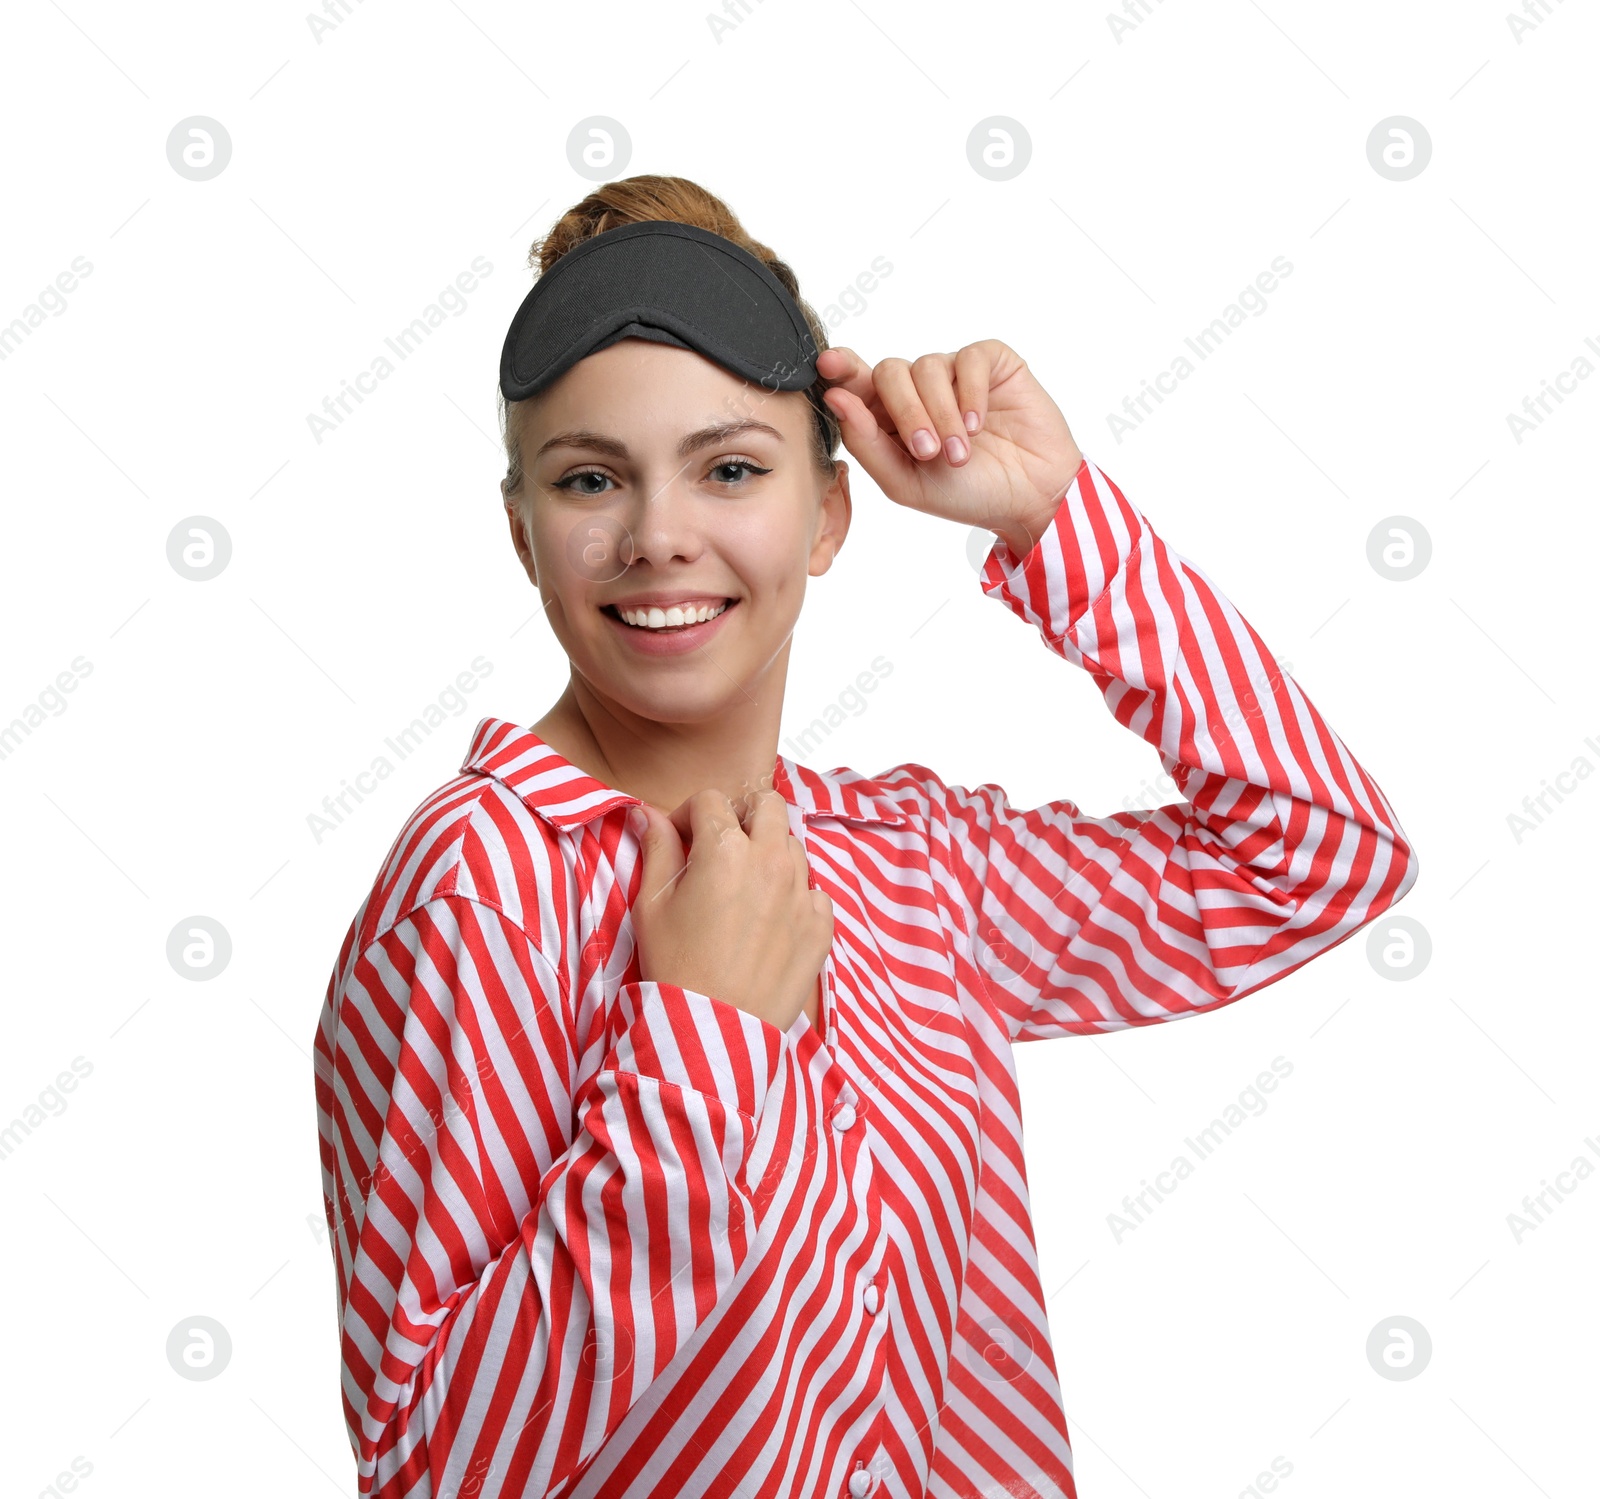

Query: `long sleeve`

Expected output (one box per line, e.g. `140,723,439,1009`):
313,892,792,1497
910,455,1418,1043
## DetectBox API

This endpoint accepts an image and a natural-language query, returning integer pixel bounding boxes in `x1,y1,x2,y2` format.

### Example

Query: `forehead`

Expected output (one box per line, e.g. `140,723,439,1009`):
521,338,806,440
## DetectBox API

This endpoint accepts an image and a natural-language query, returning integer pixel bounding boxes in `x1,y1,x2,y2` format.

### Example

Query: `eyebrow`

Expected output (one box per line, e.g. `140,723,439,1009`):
532,418,787,463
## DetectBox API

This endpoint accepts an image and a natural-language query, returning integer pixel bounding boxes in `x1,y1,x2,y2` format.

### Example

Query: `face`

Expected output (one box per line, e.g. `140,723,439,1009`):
505,338,852,728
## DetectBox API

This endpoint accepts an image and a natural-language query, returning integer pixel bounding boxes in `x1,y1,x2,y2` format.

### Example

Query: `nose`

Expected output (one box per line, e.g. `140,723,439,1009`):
619,470,710,571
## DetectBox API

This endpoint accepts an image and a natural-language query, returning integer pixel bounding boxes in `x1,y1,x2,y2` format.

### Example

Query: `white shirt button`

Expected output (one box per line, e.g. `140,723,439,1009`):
863,1283,881,1314
832,1103,857,1131
848,1469,872,1497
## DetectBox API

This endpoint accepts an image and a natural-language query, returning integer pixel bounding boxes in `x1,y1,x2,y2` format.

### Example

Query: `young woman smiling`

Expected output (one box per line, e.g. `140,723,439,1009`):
313,176,1418,1499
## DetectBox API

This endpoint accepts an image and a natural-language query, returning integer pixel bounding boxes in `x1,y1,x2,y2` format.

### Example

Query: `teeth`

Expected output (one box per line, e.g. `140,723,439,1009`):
617,600,731,629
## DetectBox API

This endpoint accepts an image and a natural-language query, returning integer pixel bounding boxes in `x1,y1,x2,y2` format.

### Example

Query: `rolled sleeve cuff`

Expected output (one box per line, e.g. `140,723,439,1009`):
979,455,1142,643
608,981,788,1122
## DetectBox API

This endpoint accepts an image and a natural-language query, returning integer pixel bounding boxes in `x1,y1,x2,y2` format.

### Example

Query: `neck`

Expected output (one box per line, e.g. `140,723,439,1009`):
534,661,792,817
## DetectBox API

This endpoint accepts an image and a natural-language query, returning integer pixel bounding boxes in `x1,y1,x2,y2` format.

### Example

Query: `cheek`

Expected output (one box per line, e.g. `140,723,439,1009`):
725,510,813,594
734,549,807,611
534,515,630,598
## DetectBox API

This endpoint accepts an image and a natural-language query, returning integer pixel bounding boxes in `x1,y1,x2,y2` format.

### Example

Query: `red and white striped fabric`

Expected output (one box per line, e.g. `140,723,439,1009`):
313,456,1417,1498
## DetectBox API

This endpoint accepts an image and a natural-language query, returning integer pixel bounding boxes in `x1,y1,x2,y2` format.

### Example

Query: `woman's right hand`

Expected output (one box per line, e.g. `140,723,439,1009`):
627,789,833,1034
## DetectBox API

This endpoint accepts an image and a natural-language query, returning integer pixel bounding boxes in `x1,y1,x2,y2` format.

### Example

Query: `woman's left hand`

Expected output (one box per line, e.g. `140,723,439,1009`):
817,340,1084,556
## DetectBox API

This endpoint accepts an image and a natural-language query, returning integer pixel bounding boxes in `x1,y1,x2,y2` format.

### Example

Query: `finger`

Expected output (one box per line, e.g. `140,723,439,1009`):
788,830,813,891
732,777,782,828
671,789,740,851
741,787,790,845
634,803,686,904
871,355,947,463
666,789,717,844
667,797,694,845
815,346,878,411
817,346,895,435
908,352,971,465
952,342,995,436
823,384,923,502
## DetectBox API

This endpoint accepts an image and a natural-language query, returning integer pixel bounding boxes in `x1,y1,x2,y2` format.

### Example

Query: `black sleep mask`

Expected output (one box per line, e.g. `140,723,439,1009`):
499,219,822,404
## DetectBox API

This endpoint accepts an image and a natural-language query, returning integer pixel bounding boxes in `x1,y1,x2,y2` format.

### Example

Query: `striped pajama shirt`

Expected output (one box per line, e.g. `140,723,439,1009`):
313,455,1418,1498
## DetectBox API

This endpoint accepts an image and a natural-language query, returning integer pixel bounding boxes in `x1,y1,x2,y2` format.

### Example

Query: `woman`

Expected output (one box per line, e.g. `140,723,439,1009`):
313,175,1417,1499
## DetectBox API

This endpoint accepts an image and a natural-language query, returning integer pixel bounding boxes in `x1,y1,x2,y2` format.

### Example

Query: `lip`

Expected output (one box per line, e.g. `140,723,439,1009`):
605,592,733,610
601,598,739,656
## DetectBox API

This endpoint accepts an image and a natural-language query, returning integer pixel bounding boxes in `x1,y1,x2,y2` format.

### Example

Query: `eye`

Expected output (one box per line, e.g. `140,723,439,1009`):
709,457,773,485
551,468,614,496
550,457,773,496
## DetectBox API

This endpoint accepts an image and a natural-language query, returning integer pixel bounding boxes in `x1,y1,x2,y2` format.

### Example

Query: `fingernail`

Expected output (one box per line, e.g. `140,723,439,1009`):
944,434,968,463
963,410,980,433
625,805,646,838
910,428,938,458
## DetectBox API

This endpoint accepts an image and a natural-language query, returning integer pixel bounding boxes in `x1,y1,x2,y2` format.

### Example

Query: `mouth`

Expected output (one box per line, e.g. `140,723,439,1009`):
601,598,736,629
600,597,740,654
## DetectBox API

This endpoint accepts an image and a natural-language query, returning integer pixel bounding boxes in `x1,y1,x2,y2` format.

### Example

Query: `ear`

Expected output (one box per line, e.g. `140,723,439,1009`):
504,492,539,587
807,460,852,578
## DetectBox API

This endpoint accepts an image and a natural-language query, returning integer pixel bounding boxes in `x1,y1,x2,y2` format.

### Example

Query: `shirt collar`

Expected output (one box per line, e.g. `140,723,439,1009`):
459,716,909,830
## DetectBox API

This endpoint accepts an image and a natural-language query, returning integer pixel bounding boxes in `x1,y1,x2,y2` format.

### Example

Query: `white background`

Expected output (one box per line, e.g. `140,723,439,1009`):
1,0,1596,1495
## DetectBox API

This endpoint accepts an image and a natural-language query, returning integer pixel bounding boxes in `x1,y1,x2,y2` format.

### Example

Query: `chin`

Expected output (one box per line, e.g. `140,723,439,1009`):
610,687,744,725
569,658,728,712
